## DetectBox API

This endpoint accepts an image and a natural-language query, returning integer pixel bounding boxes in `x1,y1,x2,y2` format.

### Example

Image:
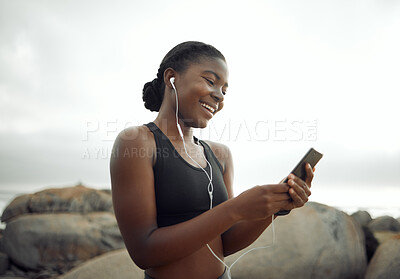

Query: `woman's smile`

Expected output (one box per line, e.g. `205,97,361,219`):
199,101,218,118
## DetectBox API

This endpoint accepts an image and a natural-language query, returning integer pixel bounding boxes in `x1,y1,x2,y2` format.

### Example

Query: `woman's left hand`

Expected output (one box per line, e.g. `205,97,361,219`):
285,163,314,209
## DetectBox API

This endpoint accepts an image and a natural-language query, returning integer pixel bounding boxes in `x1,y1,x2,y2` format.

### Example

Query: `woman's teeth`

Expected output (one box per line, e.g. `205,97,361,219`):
200,102,215,113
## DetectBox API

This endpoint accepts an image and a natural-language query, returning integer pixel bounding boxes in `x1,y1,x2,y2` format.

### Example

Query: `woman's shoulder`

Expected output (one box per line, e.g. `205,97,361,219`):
111,124,155,159
202,140,233,173
115,124,154,143
202,140,230,158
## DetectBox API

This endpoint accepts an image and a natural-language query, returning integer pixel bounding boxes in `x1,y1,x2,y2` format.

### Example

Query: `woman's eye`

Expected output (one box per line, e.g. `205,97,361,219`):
204,77,214,86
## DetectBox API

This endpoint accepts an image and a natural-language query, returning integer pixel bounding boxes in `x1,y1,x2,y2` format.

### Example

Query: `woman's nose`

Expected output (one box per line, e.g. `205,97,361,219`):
211,88,224,103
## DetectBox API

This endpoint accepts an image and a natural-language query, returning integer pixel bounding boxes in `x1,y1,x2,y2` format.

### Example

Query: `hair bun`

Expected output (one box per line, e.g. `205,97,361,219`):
142,78,163,112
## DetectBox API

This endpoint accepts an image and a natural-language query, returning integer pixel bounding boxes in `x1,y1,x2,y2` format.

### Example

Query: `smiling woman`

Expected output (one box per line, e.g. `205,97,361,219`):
109,41,314,279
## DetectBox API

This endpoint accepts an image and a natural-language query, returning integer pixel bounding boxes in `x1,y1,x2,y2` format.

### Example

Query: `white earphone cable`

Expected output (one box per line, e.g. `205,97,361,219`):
171,80,275,279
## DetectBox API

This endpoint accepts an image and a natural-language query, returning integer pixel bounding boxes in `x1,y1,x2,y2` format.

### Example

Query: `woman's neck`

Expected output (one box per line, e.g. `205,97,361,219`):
153,114,195,143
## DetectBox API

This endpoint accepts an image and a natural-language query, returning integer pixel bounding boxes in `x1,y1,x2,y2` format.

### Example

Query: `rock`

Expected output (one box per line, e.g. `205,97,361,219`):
2,212,124,272
0,194,31,223
0,252,10,275
225,202,367,279
58,249,143,279
368,216,400,232
1,185,113,223
351,211,378,261
28,185,113,214
9,264,26,277
364,239,400,279
351,210,372,227
373,231,400,244
362,226,379,262
31,269,57,279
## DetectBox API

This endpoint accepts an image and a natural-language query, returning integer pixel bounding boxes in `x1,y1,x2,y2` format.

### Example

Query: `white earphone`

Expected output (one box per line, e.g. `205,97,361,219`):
170,77,184,138
169,75,275,279
170,75,214,206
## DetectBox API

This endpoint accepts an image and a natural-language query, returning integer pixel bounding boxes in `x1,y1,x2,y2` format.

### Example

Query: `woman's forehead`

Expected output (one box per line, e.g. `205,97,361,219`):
186,58,228,80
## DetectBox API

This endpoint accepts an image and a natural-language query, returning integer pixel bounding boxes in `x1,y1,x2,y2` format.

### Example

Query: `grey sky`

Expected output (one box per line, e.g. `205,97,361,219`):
1,0,399,202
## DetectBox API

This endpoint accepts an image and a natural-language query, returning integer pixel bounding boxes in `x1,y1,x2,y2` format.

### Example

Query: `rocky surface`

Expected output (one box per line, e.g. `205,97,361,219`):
57,249,143,279
373,231,400,244
1,185,113,223
0,251,10,274
0,185,398,279
362,226,380,262
364,238,400,279
2,212,124,273
351,210,379,261
351,210,373,227
0,185,121,278
368,216,400,232
0,194,31,224
225,202,367,279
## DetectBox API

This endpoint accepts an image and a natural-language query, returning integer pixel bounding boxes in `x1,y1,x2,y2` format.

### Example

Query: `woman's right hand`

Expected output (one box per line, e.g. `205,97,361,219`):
233,184,291,221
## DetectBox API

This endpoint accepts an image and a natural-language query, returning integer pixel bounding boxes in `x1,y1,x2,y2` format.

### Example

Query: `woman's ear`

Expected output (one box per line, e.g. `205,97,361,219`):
164,68,177,90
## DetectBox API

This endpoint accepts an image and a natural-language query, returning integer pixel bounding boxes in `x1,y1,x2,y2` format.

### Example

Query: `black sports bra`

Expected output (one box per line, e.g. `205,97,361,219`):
145,122,229,227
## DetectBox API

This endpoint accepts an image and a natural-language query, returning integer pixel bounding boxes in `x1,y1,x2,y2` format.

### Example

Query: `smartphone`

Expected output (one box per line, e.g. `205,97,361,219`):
275,148,323,216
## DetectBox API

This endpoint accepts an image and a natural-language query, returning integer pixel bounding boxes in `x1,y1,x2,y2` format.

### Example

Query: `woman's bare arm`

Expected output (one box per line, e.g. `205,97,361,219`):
208,142,313,256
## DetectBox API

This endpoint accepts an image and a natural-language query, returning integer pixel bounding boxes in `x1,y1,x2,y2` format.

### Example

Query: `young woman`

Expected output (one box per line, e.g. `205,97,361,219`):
110,41,314,279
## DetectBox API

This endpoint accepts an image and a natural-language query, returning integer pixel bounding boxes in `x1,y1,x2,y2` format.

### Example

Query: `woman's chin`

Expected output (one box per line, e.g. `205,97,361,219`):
197,118,211,129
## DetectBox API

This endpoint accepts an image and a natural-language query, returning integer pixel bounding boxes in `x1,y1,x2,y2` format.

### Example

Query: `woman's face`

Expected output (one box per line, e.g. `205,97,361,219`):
173,57,229,129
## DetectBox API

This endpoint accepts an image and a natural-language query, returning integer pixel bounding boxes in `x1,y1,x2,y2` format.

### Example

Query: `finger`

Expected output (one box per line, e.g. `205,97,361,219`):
303,184,311,196
305,163,314,186
293,179,312,196
289,170,312,191
288,177,309,200
288,188,307,207
289,174,312,196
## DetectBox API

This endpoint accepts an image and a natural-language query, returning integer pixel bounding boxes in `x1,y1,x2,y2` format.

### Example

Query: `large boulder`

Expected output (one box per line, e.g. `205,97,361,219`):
364,238,400,279
368,216,400,232
1,185,113,223
58,249,143,279
225,202,367,279
351,210,372,227
2,212,124,273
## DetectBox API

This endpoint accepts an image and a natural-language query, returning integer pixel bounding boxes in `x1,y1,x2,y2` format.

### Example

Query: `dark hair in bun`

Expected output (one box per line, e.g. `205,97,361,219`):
142,41,225,112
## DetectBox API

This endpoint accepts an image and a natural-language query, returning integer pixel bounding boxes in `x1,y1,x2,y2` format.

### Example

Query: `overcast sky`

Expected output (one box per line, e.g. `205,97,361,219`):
1,0,399,209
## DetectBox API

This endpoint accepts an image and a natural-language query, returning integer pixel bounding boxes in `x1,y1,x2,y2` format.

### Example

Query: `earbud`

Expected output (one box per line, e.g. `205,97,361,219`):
170,77,177,94
170,76,182,137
